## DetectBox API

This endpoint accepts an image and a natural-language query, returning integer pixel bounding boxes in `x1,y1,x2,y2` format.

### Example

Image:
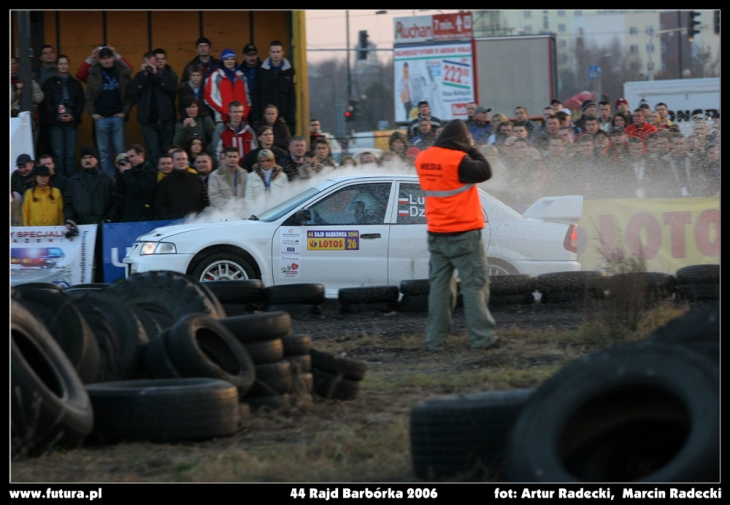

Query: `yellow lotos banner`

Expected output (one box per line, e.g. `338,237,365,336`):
577,198,720,274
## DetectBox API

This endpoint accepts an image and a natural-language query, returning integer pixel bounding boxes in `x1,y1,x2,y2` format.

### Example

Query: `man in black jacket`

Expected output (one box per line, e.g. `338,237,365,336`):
129,51,178,169
154,149,208,219
117,144,158,222
64,146,120,226
250,41,296,133
181,37,220,84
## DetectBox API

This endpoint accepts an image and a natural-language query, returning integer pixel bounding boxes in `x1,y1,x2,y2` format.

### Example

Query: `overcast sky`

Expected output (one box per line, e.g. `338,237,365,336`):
305,9,463,63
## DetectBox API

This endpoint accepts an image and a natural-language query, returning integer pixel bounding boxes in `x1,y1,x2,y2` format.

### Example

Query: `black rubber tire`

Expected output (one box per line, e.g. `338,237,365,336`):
489,293,535,307
310,348,367,381
191,252,258,282
264,283,325,305
647,302,719,365
180,273,227,318
606,272,676,304
218,312,292,343
143,330,183,379
11,299,94,458
281,334,311,356
13,290,100,384
165,313,256,397
339,301,399,314
85,378,239,444
106,271,225,326
675,264,719,285
66,295,122,384
246,361,293,397
338,285,400,304
242,393,291,412
202,280,265,304
284,354,312,374
410,388,535,480
67,291,149,381
489,274,537,297
676,283,720,302
400,279,431,296
221,302,260,317
400,294,429,313
504,341,719,482
311,367,360,401
536,271,609,295
540,290,604,304
13,282,63,293
265,303,323,316
63,283,111,292
243,338,284,364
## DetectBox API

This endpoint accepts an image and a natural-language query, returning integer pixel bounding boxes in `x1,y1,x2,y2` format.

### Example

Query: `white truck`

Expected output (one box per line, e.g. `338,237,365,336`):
622,78,720,136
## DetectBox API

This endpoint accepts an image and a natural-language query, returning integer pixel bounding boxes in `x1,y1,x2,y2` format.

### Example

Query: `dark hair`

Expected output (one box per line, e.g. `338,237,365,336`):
196,151,213,161
512,121,527,129
598,101,610,107
38,153,54,162
628,137,643,145
186,135,206,157
269,40,284,48
256,125,273,137
656,102,668,109
127,144,145,155
40,44,54,53
313,137,329,147
304,150,316,158
228,100,244,111
223,146,239,156
584,115,599,124
152,48,167,57
594,130,609,139
611,113,629,126
555,111,568,122
577,135,594,144
186,64,203,76
55,54,70,65
143,51,156,60
182,97,201,113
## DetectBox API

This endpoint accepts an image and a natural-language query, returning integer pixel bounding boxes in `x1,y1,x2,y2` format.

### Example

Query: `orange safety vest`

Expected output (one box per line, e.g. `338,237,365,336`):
415,146,485,234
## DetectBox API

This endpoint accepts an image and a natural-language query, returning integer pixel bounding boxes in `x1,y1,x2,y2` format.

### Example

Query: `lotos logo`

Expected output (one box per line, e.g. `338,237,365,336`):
291,263,299,270
452,103,468,116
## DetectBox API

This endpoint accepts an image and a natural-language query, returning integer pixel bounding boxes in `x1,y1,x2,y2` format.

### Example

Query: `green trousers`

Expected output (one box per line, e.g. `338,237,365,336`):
426,229,497,350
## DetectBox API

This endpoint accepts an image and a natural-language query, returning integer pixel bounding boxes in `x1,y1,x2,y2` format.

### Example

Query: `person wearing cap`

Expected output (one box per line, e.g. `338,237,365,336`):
407,100,443,140
205,48,251,125
250,40,297,134
550,98,564,112
11,154,36,202
116,145,157,222
129,51,178,169
615,98,633,125
467,106,492,145
22,164,64,227
84,46,134,178
63,145,120,226
237,43,261,107
181,37,220,84
414,119,497,352
75,45,133,83
574,100,597,131
37,154,69,195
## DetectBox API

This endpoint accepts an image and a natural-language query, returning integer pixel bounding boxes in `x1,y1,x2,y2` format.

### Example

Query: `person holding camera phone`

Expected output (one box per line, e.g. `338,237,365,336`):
42,55,85,178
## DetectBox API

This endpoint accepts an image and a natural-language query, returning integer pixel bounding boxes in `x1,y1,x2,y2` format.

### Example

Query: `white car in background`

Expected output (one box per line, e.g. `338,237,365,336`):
124,174,582,298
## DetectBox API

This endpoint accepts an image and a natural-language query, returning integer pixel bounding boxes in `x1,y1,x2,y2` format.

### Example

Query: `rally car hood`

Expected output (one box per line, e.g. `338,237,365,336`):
136,219,263,242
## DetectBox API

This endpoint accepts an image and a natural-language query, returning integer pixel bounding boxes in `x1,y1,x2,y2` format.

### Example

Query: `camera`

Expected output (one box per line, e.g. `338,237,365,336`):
65,225,79,239
144,65,153,72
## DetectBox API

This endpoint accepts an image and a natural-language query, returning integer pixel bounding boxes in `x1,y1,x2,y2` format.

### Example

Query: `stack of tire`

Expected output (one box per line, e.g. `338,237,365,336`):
263,283,326,316
338,285,400,314
409,302,719,482
605,271,676,306
218,312,306,412
536,271,608,304
202,279,265,316
310,349,368,401
398,279,464,312
674,264,719,302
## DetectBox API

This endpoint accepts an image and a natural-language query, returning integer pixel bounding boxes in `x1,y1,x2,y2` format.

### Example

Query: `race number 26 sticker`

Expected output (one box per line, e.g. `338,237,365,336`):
307,230,359,251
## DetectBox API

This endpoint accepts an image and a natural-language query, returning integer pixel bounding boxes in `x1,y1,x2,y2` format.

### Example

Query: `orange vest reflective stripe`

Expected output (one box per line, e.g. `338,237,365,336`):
415,146,485,233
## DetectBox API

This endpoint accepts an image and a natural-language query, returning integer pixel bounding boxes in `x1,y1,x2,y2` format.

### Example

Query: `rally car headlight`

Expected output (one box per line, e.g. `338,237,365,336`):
140,242,177,255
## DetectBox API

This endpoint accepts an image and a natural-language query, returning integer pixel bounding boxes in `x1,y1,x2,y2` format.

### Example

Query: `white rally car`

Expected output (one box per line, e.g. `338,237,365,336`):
124,174,582,298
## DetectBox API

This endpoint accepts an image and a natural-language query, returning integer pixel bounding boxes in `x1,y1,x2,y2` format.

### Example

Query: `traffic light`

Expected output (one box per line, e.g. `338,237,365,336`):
358,30,369,60
687,10,701,41
714,10,720,35
347,99,361,122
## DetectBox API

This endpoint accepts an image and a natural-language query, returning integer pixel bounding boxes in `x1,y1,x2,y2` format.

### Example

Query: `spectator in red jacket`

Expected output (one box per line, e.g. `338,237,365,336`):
625,108,658,146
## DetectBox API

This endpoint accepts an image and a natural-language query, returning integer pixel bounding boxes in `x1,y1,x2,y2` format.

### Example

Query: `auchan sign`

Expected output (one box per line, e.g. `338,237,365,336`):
394,13,472,44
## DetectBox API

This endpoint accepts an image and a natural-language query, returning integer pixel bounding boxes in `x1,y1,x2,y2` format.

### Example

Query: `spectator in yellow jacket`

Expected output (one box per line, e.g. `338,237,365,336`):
22,165,64,226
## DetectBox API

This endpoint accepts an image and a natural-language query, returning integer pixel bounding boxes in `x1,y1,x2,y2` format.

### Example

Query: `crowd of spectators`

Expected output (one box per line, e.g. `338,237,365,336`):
11,40,721,233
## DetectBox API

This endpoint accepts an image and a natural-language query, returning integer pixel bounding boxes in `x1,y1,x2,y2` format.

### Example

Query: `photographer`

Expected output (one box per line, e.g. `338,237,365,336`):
42,55,85,178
